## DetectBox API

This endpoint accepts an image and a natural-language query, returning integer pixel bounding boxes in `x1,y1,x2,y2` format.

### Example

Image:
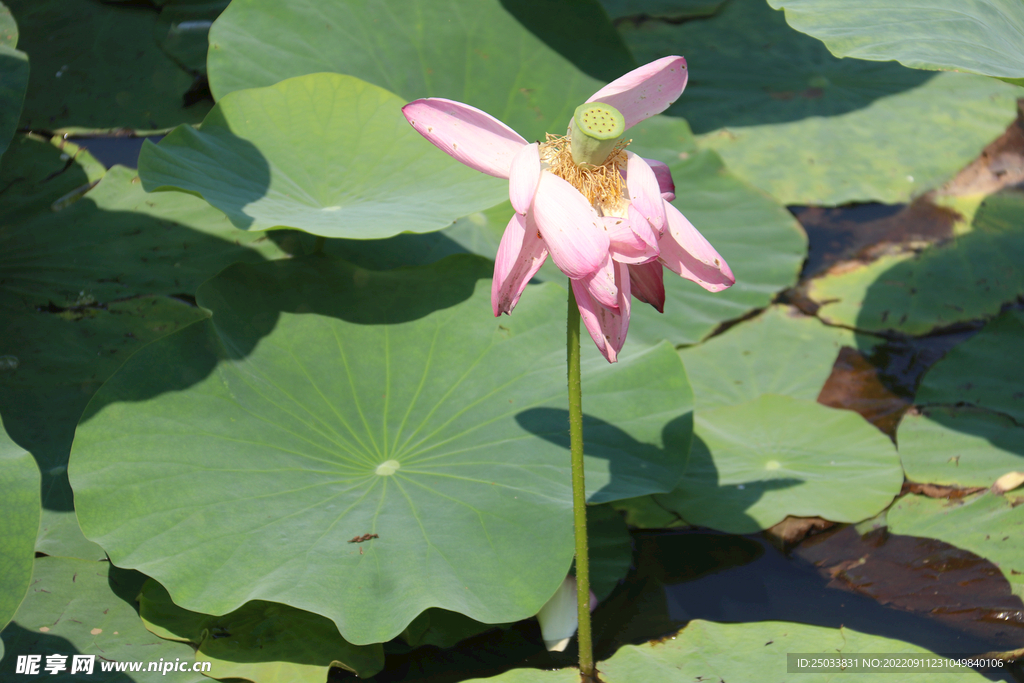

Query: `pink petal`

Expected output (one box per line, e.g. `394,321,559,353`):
628,262,665,313
587,56,688,130
492,212,549,316
659,201,735,292
531,173,609,279
402,98,527,179
572,261,631,363
509,143,541,215
645,158,675,201
603,208,659,265
627,203,659,251
581,252,618,310
625,152,666,235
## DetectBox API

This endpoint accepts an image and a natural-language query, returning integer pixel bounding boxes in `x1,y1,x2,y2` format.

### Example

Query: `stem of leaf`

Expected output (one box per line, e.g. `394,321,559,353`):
312,236,326,254
567,282,594,681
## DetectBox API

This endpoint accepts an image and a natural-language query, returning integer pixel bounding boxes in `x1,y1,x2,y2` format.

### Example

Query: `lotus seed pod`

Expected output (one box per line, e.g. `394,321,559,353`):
570,102,625,167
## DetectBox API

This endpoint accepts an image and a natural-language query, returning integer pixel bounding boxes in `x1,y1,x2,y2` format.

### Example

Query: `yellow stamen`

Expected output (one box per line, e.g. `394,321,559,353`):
539,134,630,212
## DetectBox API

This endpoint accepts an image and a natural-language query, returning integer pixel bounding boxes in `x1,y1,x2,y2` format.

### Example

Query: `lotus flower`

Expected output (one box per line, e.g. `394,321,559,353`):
403,57,733,362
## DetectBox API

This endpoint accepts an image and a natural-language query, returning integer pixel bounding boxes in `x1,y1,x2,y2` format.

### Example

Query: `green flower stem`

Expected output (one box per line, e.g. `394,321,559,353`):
567,282,594,681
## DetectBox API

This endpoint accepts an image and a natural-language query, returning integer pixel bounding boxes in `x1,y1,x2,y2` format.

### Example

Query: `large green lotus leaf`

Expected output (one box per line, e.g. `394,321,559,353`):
139,73,507,238
628,150,808,348
898,408,1024,488
1,165,296,312
137,580,383,680
678,305,867,411
492,0,636,84
619,0,1019,205
598,620,993,682
462,670,577,683
898,310,1024,488
768,0,1024,86
0,136,300,559
462,669,578,683
154,1,228,75
6,0,210,132
808,190,1024,335
0,135,106,227
0,2,28,165
888,492,1024,597
598,0,726,20
0,557,205,683
0,416,38,633
617,306,873,530
654,395,902,534
462,620,992,682
917,310,1024,422
207,0,632,140
69,255,695,644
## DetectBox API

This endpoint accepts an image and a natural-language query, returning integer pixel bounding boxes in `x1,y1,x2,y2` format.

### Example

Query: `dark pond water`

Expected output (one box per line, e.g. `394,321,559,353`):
68,135,163,169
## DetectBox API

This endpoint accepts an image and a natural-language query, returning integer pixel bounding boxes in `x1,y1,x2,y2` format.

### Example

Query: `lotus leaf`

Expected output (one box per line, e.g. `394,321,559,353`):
898,310,1024,488
898,408,1024,488
0,417,37,633
155,1,228,75
917,310,1024,422
70,255,695,644
7,0,209,132
460,619,992,681
207,0,624,140
598,0,726,20
619,0,1019,205
888,492,1024,598
137,579,383,680
139,73,508,238
655,395,902,534
768,0,1024,86
0,557,205,683
808,190,1024,334
678,305,870,411
0,2,28,165
598,619,994,682
0,135,106,228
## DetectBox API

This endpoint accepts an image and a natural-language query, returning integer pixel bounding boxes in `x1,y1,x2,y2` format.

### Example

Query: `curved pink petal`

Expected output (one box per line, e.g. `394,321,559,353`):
587,56,688,130
509,142,541,215
572,261,630,363
531,172,609,279
604,208,658,265
403,98,527,179
581,252,618,310
492,212,548,316
627,203,659,251
645,158,675,201
659,201,735,292
628,261,665,313
625,152,666,235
